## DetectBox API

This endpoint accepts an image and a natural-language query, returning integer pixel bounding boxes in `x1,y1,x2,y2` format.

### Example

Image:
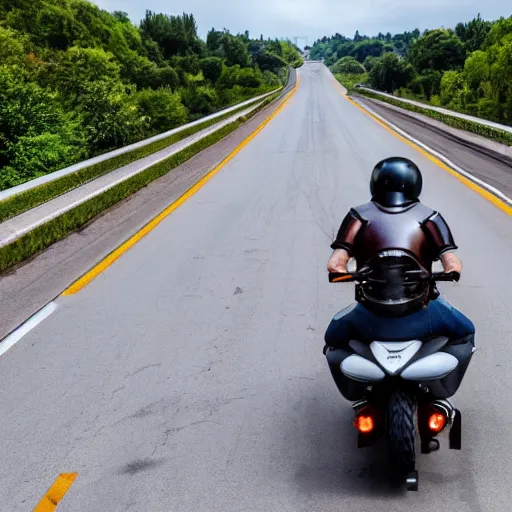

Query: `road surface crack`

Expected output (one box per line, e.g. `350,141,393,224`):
125,363,162,379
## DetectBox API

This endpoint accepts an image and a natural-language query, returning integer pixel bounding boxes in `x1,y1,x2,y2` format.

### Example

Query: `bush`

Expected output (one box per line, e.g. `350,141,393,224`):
1,133,78,187
47,46,121,98
135,88,188,133
477,97,502,121
0,64,86,188
363,56,379,72
335,73,368,92
263,70,281,87
255,50,288,72
151,66,180,90
170,55,200,76
78,79,148,153
369,53,414,93
331,56,366,74
200,56,223,83
222,34,251,67
412,69,443,100
181,85,219,117
236,67,263,88
217,64,240,89
440,70,464,105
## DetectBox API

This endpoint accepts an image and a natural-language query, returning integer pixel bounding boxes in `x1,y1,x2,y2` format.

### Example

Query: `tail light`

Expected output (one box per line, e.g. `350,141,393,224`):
354,405,379,434
428,412,447,433
355,415,375,434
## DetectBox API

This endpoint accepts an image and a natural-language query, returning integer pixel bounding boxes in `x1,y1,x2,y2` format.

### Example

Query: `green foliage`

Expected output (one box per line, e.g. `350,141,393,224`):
440,71,464,105
311,29,419,62
139,11,199,58
351,39,394,63
3,133,76,183
200,57,223,83
46,46,121,98
320,15,512,125
255,50,288,72
408,29,466,72
331,56,365,75
135,88,188,132
455,14,493,53
206,28,223,53
410,70,443,100
483,16,512,48
77,80,148,153
369,53,415,93
363,56,379,72
0,26,32,64
335,73,368,92
181,86,219,117
0,64,85,188
222,34,251,67
236,68,263,88
0,0,292,189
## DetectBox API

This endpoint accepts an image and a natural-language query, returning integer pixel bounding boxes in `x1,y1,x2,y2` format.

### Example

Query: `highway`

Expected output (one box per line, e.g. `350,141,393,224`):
1,62,511,511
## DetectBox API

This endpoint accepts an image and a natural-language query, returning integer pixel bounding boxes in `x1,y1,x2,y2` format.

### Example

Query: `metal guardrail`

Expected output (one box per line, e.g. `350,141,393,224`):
0,88,282,202
0,67,296,249
356,87,512,136
0,103,263,249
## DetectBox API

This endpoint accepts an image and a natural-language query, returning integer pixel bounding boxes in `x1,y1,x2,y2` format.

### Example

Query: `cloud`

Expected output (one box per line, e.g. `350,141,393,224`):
92,0,510,45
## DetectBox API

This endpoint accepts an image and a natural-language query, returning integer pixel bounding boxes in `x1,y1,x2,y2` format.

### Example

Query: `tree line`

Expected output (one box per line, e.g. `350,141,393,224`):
0,0,303,190
311,14,512,126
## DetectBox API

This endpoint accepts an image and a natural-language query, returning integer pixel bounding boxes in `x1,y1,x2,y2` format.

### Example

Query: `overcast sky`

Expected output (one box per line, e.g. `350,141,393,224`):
93,0,510,47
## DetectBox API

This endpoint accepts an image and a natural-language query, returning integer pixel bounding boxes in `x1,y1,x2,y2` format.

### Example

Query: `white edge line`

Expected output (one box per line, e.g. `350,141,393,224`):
0,302,57,356
358,87,512,135
353,98,512,207
0,103,261,248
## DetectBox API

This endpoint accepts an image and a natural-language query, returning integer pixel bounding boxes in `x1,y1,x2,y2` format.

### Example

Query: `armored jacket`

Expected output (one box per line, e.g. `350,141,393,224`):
331,200,457,271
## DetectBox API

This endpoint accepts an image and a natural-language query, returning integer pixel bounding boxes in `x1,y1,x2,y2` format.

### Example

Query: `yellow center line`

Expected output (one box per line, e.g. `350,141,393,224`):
329,71,512,217
63,73,301,295
33,473,77,512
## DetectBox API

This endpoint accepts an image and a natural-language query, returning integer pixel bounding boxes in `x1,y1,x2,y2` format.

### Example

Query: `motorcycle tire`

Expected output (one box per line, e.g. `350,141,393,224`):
387,389,416,473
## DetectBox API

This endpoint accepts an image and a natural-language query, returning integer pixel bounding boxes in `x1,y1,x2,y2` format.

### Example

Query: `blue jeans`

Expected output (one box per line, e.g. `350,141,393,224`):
325,297,475,348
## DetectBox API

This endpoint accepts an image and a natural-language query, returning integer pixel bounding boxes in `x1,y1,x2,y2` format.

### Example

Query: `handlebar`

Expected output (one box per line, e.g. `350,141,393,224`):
432,271,460,282
328,272,365,283
328,270,460,283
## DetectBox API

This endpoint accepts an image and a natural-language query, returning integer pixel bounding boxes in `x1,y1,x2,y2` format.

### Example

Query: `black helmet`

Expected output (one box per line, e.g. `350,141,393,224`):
370,157,423,207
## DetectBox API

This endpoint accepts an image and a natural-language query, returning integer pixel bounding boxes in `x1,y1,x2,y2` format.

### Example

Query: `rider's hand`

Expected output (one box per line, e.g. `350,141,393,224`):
327,249,350,273
441,252,462,274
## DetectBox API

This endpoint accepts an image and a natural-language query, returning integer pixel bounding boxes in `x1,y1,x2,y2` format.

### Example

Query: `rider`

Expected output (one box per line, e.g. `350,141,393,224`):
325,157,475,349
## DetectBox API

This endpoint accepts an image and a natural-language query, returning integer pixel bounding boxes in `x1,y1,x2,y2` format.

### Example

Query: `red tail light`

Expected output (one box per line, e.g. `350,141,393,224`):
354,414,375,434
428,412,447,433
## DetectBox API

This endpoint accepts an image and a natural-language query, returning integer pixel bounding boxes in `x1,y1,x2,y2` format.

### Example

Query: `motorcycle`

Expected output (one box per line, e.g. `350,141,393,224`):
325,265,475,491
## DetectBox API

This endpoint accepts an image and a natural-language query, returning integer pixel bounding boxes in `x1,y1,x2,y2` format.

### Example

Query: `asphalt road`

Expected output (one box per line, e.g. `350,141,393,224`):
1,62,511,511
356,96,512,199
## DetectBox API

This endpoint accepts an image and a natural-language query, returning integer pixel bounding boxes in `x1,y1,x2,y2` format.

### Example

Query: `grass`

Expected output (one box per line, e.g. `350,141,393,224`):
354,88,512,147
334,73,368,94
0,96,276,224
0,91,281,273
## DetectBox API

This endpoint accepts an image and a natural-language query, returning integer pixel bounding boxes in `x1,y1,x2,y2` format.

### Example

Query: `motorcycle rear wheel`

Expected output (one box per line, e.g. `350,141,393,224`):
387,389,416,474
